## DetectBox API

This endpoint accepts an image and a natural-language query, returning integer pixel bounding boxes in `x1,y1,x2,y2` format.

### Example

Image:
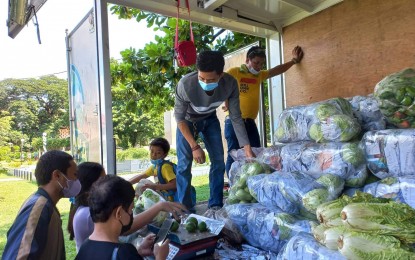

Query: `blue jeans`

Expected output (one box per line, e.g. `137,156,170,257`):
176,114,225,209
225,117,261,176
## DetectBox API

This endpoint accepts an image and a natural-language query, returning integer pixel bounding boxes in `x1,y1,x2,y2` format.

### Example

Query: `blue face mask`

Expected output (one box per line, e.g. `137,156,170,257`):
151,158,163,166
199,80,218,91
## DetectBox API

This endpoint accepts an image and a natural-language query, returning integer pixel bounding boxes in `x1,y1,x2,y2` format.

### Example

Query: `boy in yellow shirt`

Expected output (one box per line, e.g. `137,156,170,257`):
129,137,177,201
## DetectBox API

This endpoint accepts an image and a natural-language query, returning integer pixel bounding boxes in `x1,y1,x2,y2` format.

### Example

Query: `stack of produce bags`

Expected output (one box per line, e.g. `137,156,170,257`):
274,97,361,143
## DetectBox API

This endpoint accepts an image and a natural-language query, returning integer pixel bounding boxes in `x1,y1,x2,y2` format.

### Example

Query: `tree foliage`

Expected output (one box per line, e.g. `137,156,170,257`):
0,76,69,145
109,5,262,114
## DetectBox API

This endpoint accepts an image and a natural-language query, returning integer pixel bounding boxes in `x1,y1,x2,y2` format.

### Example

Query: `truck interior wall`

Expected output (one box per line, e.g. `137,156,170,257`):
282,0,415,107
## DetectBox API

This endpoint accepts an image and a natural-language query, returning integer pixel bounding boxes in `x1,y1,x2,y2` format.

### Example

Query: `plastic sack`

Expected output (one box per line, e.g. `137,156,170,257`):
134,179,154,197
362,129,415,179
374,68,415,128
226,160,270,205
274,97,361,143
203,207,244,245
363,176,415,209
348,95,386,132
255,145,284,171
247,171,342,219
281,142,367,185
225,203,313,253
277,232,346,260
134,189,168,226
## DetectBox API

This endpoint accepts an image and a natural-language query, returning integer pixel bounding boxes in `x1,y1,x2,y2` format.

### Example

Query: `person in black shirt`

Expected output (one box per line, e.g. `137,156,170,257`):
76,175,170,260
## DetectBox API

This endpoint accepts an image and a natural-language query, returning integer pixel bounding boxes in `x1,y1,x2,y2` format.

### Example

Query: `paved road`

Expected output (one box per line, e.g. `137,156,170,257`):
120,165,210,180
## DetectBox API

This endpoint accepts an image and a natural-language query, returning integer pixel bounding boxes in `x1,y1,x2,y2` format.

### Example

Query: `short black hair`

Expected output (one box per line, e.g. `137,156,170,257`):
88,175,135,223
247,46,266,60
35,150,74,186
150,137,170,154
196,50,225,74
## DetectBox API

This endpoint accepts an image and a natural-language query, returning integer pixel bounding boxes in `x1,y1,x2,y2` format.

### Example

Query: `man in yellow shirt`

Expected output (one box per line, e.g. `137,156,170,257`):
224,46,304,175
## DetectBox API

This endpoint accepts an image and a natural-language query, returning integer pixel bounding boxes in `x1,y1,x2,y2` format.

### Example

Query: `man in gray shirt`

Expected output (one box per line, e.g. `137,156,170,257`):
174,50,254,210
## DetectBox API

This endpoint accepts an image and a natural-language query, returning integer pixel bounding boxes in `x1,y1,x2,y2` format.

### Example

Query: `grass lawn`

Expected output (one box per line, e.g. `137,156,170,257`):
0,173,210,258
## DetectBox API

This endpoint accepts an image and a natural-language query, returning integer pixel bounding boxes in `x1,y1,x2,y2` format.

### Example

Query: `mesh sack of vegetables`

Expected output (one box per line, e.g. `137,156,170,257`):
363,176,415,209
362,129,415,179
281,142,366,184
374,68,415,128
276,232,346,260
348,95,387,132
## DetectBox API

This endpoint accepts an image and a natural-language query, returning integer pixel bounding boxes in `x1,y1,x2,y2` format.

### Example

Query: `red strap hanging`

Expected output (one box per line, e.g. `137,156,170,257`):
174,0,197,67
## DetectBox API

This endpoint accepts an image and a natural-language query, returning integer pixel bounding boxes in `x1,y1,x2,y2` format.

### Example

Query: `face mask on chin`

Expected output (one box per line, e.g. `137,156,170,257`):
248,66,260,75
119,208,134,235
151,158,164,166
57,173,81,198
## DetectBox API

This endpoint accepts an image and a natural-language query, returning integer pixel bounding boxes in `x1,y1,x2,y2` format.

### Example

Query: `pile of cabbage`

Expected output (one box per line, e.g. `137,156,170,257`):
274,97,361,143
374,68,415,128
311,192,415,259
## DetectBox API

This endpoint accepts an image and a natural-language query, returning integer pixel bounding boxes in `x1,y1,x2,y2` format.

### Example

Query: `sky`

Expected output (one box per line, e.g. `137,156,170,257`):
0,0,160,80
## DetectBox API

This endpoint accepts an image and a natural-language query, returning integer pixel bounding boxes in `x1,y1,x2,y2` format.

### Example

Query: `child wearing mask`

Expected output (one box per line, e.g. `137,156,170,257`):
129,137,178,202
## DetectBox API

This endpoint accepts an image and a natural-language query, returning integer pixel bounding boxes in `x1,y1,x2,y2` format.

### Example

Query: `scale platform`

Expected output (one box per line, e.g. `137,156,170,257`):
147,214,224,259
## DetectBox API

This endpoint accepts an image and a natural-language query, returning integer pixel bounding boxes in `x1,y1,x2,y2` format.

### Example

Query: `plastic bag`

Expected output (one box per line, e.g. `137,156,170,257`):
280,142,366,184
363,176,415,209
348,95,386,132
362,129,415,179
277,232,346,260
135,189,169,226
225,203,313,254
274,97,361,143
374,68,415,128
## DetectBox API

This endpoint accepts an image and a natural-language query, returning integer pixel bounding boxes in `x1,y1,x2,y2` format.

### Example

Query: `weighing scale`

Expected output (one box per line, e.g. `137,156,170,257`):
148,214,224,260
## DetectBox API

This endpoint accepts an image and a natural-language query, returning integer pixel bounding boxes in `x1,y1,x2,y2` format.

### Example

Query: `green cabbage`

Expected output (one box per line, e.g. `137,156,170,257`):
302,188,330,213
341,143,365,166
316,174,344,198
316,192,390,227
309,123,325,142
331,114,360,141
323,226,346,250
316,103,339,121
311,224,327,244
341,202,415,243
338,231,415,260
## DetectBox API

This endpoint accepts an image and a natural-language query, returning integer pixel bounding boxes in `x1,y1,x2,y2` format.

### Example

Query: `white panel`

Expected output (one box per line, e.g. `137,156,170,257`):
95,0,116,174
67,9,101,164
267,33,284,144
